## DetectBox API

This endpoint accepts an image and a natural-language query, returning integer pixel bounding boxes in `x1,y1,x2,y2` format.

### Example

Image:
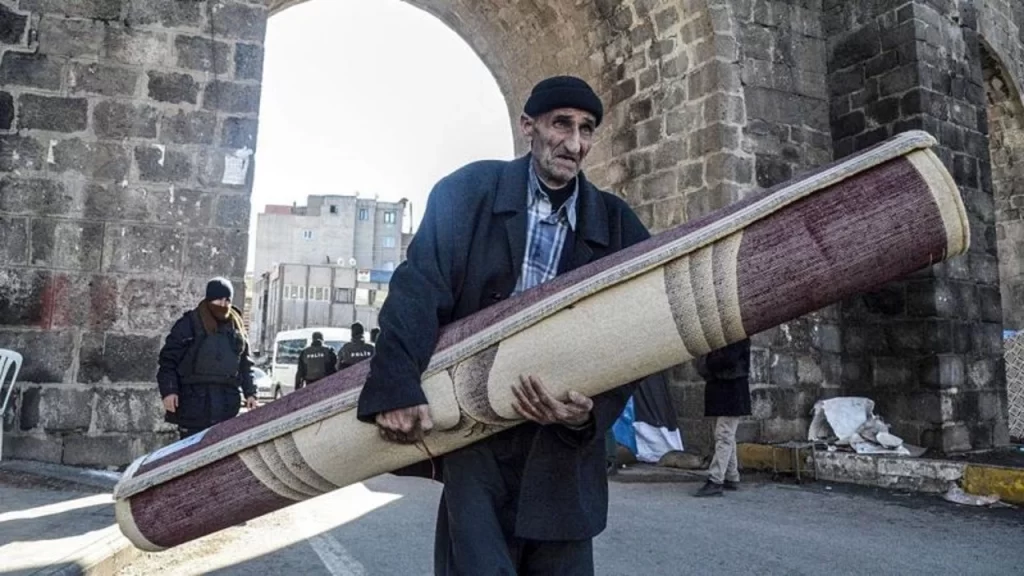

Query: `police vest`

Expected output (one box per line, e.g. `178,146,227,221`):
302,345,331,381
178,311,242,386
339,341,374,367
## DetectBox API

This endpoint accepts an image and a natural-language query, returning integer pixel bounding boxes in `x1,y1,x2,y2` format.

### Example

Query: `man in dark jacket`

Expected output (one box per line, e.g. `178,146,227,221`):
338,322,375,369
357,76,650,575
295,331,337,390
694,338,752,497
157,277,258,440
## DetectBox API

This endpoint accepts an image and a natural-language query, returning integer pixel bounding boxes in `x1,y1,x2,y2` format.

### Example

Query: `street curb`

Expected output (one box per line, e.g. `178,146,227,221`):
963,463,1024,505
738,442,1024,503
35,525,141,576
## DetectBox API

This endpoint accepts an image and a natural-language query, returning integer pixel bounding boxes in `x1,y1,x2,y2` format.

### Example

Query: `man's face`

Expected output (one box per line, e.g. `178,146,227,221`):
210,298,231,308
520,107,597,188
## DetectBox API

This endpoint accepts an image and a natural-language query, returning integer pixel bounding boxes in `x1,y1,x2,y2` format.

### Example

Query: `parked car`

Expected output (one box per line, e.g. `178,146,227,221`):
253,367,276,401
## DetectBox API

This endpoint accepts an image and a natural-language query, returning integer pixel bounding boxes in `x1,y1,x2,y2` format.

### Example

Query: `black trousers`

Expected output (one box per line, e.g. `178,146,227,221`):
433,426,595,576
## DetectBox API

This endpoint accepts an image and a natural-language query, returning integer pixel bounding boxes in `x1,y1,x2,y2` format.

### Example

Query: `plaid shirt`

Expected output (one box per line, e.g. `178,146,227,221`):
514,163,579,294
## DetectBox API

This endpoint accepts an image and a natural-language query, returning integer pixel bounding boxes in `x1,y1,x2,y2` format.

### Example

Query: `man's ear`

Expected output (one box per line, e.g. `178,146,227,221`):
519,113,535,144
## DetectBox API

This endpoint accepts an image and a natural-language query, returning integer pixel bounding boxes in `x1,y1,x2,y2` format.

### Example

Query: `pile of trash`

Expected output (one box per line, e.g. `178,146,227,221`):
808,397,926,457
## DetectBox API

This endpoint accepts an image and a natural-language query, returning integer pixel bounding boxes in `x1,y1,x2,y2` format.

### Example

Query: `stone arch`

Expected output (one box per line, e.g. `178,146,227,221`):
980,42,1024,330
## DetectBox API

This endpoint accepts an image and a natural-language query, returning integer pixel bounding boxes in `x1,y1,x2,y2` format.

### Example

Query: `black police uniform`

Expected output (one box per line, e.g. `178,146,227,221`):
296,341,338,389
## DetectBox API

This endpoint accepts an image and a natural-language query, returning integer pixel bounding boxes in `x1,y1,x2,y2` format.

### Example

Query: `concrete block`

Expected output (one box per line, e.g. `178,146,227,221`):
52,139,131,182
209,1,267,41
17,95,88,133
85,183,210,227
80,333,162,385
967,357,999,389
104,27,168,67
19,387,40,430
0,3,28,44
93,387,164,432
62,434,142,468
103,225,185,275
754,154,792,188
37,16,105,58
147,71,200,104
214,193,250,228
0,91,11,130
1,434,63,463
0,217,28,265
0,135,44,172
21,0,122,19
0,329,76,383
38,388,93,432
814,451,878,485
0,270,50,327
830,23,881,70
202,80,261,113
0,52,63,91
760,417,807,442
235,43,264,81
93,101,159,139
30,219,104,271
919,354,965,389
115,277,205,332
0,177,71,216
134,145,193,183
71,60,140,96
796,355,824,386
175,35,230,74
127,0,203,27
184,227,248,278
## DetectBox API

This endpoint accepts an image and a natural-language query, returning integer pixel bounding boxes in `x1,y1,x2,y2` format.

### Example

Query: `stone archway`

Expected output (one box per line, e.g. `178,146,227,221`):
981,45,1024,331
1,0,733,466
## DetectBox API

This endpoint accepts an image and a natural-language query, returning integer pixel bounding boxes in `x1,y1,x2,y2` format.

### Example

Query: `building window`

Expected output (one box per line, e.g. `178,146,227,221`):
290,285,299,299
358,208,369,221
382,236,396,248
302,230,314,240
355,288,371,306
298,286,306,300
329,205,338,214
383,210,396,224
334,288,353,303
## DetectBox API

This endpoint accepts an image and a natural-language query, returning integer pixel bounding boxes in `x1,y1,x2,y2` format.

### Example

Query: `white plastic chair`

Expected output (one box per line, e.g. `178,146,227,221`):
0,349,23,463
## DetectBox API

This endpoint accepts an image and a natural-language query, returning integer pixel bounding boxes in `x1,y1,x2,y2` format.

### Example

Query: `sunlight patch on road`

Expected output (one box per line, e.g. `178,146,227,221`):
0,493,111,523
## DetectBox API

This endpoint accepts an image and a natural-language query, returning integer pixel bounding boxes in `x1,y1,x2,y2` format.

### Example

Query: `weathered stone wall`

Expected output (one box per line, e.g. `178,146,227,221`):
824,0,1007,452
2,0,1022,465
978,0,1024,332
1,0,264,466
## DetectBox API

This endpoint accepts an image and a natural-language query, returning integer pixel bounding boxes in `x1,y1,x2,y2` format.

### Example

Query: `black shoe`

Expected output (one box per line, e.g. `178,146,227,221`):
723,480,740,491
694,480,724,497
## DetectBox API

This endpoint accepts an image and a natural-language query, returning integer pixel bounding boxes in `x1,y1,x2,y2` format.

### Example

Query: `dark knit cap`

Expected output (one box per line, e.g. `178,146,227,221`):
351,322,365,339
205,277,234,301
312,331,324,343
524,76,604,126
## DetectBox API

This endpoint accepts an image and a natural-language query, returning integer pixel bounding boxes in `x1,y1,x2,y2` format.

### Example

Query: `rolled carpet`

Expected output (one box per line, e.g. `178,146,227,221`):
114,130,968,551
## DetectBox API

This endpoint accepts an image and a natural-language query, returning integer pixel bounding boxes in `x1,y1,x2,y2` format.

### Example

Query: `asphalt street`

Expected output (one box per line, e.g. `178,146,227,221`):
118,474,1024,576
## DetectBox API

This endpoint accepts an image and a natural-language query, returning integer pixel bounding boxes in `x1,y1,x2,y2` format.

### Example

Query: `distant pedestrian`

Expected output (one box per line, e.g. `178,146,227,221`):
157,277,258,440
295,331,338,390
694,338,752,497
338,322,375,369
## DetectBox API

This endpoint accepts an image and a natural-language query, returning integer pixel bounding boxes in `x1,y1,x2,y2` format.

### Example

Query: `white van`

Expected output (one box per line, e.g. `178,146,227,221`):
270,327,352,399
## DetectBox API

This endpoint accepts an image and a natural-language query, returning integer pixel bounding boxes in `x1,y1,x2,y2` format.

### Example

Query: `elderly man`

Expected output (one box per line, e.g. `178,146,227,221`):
157,277,258,440
357,76,650,575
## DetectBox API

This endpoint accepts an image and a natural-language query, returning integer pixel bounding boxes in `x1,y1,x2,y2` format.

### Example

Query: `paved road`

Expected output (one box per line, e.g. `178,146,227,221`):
119,475,1024,576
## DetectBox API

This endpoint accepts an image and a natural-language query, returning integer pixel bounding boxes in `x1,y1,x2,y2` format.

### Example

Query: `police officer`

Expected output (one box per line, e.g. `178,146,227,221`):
295,331,338,390
338,322,375,369
157,277,258,440
369,327,380,346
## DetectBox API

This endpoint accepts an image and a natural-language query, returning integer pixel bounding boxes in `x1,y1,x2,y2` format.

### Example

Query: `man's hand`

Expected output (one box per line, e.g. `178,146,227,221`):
245,396,258,410
512,375,593,427
162,394,178,413
376,404,434,444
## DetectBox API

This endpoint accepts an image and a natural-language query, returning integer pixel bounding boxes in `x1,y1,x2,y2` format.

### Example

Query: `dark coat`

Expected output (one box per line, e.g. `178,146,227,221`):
296,342,338,387
357,155,650,541
157,307,256,429
698,339,752,417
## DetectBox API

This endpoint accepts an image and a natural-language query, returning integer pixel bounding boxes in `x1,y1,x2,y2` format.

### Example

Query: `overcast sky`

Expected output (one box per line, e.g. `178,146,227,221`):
247,0,516,271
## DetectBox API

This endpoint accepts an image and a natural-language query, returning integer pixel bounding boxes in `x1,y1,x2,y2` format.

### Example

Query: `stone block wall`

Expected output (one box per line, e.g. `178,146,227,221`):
0,0,264,466
978,1,1024,331
824,0,1007,452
